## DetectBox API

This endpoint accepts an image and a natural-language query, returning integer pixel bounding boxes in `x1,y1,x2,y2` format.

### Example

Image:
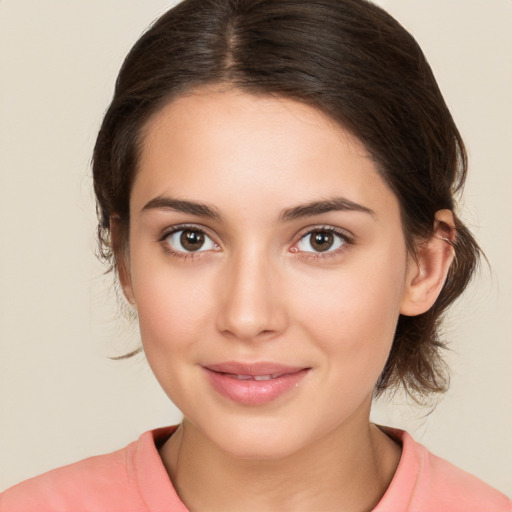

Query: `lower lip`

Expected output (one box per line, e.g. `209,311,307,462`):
204,368,309,406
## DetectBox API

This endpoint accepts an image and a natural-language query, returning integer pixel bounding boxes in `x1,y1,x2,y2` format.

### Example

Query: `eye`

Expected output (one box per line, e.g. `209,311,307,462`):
295,228,347,253
163,228,218,253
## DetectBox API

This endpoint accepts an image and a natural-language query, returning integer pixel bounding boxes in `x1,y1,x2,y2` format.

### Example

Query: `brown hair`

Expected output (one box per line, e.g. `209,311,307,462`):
93,0,480,401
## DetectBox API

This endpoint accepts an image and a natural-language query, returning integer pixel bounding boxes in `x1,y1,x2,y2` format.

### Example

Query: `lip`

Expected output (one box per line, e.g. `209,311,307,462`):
203,361,310,406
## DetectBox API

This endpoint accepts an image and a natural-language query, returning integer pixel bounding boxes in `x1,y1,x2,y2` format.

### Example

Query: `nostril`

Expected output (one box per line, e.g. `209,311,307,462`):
215,264,288,340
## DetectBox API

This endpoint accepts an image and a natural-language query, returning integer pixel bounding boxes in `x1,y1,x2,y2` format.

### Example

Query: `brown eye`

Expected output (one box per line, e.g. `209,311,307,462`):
310,231,334,252
180,229,205,251
164,228,217,253
296,229,346,254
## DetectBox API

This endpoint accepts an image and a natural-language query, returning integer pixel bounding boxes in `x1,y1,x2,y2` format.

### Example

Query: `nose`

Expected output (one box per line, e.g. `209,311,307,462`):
215,249,288,342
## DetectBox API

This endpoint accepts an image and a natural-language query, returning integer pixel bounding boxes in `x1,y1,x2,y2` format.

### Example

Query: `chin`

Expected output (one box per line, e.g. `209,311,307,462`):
221,435,303,460
202,416,316,461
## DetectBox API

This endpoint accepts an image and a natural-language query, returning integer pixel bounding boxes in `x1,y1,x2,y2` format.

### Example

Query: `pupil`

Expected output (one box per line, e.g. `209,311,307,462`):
311,231,333,252
181,230,205,251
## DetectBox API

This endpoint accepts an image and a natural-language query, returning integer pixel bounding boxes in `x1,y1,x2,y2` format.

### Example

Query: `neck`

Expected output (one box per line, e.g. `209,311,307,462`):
159,413,401,512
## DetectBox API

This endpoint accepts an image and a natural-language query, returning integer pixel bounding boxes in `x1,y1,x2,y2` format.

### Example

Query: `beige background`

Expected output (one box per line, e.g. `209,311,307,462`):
1,0,511,497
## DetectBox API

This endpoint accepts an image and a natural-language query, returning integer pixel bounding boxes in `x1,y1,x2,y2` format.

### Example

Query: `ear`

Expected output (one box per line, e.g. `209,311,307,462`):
110,216,136,307
400,209,455,316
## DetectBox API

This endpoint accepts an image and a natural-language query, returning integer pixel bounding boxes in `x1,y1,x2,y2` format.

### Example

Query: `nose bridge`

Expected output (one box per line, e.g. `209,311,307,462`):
216,243,286,341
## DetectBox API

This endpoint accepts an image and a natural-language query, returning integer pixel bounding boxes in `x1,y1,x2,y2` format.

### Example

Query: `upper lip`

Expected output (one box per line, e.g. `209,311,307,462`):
204,361,308,377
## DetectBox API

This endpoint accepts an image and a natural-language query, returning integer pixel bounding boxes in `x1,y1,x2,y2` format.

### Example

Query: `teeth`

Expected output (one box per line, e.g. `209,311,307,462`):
254,375,272,381
231,374,281,381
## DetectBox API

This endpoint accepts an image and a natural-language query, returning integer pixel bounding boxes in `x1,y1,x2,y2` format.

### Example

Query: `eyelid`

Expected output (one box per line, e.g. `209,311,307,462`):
290,225,354,256
292,224,354,243
159,221,220,238
157,223,353,260
159,223,221,256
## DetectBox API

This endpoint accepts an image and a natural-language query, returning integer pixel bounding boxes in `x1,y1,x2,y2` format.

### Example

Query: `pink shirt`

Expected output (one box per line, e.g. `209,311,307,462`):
1,426,510,511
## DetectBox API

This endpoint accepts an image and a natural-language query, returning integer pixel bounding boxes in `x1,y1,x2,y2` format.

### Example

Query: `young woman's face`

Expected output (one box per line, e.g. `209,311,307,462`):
124,88,416,458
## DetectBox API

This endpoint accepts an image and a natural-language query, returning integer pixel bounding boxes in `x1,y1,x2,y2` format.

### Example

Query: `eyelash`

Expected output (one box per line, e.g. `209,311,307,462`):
159,224,219,261
158,224,353,261
292,226,353,261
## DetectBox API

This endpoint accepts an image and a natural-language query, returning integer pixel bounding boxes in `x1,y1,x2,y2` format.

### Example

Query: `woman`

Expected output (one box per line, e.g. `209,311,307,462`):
1,0,510,510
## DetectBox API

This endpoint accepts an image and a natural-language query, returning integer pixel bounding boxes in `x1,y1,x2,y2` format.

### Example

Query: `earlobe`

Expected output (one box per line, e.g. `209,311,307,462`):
119,267,136,307
400,210,455,316
110,216,136,307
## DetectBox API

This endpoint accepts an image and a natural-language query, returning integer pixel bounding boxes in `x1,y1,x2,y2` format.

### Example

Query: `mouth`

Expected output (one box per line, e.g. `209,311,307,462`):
203,362,310,405
222,373,292,381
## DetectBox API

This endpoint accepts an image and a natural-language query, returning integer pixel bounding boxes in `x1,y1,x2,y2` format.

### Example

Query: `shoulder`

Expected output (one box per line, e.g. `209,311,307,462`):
0,428,179,512
375,428,512,512
424,448,511,511
0,443,143,512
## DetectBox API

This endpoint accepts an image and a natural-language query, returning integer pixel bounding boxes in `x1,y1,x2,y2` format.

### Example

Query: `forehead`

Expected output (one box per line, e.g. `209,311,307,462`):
132,88,399,221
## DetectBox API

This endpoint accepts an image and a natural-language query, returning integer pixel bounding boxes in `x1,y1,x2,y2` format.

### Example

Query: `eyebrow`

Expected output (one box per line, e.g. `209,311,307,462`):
279,197,374,222
141,196,223,221
141,195,374,222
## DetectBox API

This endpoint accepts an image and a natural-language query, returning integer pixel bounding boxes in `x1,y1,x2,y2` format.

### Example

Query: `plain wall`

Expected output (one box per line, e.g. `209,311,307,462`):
1,0,511,496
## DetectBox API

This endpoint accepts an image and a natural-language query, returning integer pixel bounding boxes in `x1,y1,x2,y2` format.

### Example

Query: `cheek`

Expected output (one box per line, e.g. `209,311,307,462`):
292,252,407,371
131,264,220,408
132,263,216,356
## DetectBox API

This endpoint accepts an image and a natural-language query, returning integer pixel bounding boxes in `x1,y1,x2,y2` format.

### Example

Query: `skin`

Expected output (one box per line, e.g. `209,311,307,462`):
117,87,454,512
